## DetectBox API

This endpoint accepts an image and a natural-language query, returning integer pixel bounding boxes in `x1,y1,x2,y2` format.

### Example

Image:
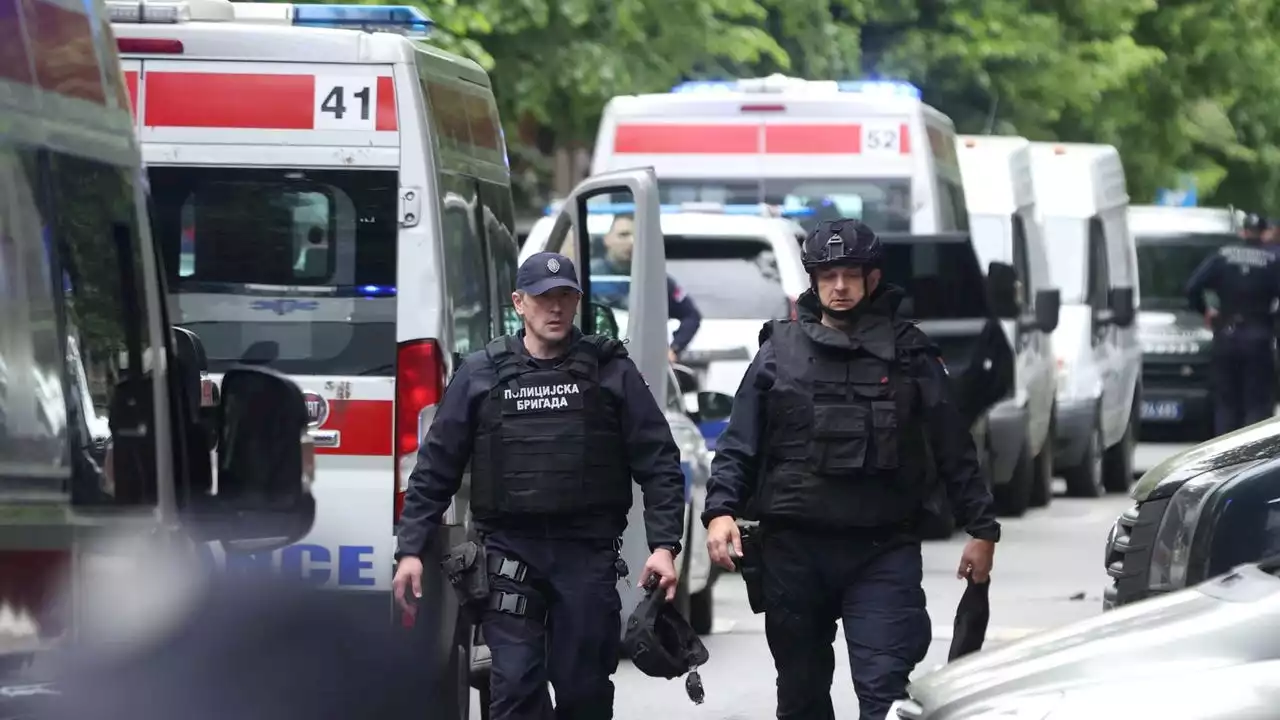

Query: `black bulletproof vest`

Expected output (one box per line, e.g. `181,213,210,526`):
756,320,932,528
470,336,632,518
1216,244,1279,323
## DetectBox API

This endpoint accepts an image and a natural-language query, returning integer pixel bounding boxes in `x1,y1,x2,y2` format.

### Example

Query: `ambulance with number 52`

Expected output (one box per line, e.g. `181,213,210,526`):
109,3,673,718
590,74,971,235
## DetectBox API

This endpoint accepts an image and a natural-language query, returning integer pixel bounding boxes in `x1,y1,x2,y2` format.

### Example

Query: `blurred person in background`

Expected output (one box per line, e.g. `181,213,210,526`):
591,213,703,362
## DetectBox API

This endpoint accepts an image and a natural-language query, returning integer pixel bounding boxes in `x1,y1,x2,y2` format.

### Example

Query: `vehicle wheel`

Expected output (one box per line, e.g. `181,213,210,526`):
1062,423,1104,498
1102,413,1135,493
1029,416,1056,508
993,438,1033,517
690,585,714,635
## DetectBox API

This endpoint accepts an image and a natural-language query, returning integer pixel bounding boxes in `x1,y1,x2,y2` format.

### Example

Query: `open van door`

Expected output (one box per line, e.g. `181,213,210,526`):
539,167,667,619
879,232,1015,425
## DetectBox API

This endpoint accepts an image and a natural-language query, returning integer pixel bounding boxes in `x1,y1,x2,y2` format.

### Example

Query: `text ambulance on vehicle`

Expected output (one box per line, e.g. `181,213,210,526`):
109,3,673,716
590,74,972,235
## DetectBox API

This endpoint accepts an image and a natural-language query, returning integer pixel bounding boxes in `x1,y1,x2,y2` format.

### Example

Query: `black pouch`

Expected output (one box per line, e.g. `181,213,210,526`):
441,540,490,607
737,525,766,615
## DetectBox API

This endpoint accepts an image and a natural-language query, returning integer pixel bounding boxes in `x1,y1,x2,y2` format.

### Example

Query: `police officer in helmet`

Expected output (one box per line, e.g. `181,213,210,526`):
703,219,1001,720
393,252,687,720
1186,214,1280,435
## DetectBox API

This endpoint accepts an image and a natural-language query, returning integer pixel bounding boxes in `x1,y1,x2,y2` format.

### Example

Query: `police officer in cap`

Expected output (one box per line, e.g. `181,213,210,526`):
703,219,1000,720
1186,214,1280,435
392,251,687,720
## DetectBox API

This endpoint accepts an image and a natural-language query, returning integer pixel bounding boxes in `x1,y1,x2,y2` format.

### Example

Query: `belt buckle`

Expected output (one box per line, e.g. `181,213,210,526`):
498,592,527,616
498,558,526,582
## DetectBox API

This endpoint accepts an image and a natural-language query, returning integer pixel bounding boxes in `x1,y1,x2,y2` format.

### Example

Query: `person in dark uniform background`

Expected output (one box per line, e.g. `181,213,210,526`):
591,212,702,362
1186,218,1280,435
392,252,687,720
702,219,1000,720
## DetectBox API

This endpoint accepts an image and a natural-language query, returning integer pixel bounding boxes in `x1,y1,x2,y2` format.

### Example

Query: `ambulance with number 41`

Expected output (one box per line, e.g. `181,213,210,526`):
590,74,971,235
109,3,673,718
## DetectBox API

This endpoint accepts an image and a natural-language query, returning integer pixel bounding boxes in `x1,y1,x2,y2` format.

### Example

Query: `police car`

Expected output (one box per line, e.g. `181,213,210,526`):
110,3,672,717
590,74,971,235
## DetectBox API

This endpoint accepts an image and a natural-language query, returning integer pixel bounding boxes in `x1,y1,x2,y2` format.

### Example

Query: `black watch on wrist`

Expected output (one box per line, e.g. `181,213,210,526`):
654,544,680,558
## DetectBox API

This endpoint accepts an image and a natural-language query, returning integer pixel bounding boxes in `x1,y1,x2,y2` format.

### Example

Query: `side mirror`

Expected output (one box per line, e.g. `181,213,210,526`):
188,366,316,551
671,363,700,395
590,301,620,338
1033,289,1061,333
986,261,1020,319
1109,287,1136,328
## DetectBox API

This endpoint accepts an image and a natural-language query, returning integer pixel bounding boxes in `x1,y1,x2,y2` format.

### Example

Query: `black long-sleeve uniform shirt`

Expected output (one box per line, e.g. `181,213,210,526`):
700,339,1001,542
395,331,687,559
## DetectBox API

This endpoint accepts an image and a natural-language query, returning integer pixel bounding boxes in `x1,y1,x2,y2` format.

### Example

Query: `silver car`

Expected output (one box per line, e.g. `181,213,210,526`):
890,557,1280,719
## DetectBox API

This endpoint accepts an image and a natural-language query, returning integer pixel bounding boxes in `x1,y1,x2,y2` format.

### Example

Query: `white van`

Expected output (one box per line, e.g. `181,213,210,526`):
590,74,970,235
958,136,1061,515
1029,143,1141,497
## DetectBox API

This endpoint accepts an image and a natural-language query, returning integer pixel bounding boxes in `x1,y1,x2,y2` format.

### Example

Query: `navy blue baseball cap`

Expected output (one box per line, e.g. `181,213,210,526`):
517,252,582,295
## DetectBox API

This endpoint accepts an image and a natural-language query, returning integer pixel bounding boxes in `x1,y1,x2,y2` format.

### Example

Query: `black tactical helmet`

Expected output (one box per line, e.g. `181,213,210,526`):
802,218,882,272
622,579,710,704
1244,213,1269,232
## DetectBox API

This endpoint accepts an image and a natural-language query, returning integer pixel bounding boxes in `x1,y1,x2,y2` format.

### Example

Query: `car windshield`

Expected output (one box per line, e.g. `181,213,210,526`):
1136,234,1232,310
657,178,912,233
664,235,792,320
149,166,399,376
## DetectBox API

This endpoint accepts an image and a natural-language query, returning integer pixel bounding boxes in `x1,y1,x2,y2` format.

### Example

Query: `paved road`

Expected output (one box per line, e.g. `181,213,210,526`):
469,441,1193,719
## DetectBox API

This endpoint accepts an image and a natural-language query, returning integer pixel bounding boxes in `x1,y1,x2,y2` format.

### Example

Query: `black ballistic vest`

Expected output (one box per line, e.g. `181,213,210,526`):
756,319,934,529
470,335,632,518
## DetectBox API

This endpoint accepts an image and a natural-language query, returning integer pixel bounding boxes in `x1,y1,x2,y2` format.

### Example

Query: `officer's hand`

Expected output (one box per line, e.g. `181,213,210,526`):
706,516,742,572
392,556,424,617
957,538,995,583
644,549,680,601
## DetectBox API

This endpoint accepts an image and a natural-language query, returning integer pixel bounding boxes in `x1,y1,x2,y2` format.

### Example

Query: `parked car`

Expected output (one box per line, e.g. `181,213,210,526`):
1104,414,1280,610
890,555,1280,719
1128,205,1238,442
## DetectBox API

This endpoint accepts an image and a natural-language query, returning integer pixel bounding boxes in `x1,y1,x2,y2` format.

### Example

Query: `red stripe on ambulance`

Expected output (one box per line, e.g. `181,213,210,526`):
315,399,393,457
614,124,757,154
139,71,398,130
145,72,313,129
764,124,861,154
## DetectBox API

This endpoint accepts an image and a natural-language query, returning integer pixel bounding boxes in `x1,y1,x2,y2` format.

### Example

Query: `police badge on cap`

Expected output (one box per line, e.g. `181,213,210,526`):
517,252,581,296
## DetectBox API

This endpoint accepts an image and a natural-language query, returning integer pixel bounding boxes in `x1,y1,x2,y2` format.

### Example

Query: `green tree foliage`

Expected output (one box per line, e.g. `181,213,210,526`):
394,0,1280,211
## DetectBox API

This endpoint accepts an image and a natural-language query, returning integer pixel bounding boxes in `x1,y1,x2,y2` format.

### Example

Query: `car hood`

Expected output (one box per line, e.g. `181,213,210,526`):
906,563,1280,717
1130,415,1280,502
1138,308,1210,335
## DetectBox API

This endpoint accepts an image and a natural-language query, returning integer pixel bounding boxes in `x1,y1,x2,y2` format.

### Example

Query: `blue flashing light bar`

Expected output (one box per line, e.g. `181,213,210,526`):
836,80,921,99
669,78,921,99
292,4,432,36
541,202,815,218
357,284,396,297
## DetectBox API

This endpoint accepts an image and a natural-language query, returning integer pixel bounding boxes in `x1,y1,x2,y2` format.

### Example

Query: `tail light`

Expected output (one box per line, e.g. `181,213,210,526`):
394,339,445,523
117,38,184,54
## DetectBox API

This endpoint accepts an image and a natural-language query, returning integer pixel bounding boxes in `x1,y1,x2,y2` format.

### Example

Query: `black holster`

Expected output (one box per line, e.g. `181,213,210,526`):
441,541,490,614
738,524,765,615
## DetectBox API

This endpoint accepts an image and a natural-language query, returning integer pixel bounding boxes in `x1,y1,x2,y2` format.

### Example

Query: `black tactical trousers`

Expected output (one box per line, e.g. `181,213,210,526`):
481,531,622,720
761,525,930,720
1211,327,1276,435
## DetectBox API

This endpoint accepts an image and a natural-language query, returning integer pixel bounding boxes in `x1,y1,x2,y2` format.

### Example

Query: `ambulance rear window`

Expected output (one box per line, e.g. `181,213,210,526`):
149,167,399,376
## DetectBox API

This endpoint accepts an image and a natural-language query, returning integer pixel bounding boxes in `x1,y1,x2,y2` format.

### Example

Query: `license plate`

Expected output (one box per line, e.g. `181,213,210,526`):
1141,400,1183,421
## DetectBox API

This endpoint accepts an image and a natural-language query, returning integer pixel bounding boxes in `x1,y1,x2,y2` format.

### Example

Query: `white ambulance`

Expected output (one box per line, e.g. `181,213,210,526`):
110,3,670,716
590,74,971,235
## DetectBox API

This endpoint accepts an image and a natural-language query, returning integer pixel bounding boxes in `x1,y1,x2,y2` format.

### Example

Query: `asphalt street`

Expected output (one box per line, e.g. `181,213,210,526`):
467,441,1195,719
